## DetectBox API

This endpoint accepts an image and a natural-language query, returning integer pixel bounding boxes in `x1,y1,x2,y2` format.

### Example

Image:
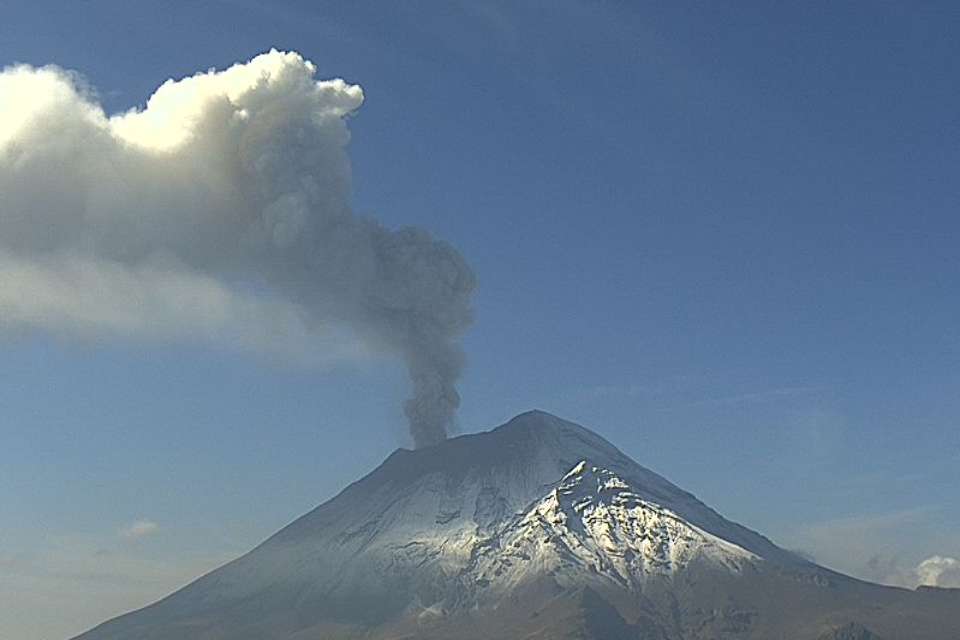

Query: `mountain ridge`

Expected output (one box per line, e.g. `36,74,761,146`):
74,410,960,640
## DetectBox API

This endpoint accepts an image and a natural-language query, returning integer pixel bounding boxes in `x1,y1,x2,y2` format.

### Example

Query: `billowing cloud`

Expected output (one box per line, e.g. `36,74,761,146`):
916,556,960,588
118,519,159,540
0,50,475,446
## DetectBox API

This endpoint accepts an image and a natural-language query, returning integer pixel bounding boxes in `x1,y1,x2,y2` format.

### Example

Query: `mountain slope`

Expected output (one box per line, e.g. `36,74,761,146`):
466,460,758,598
74,411,960,640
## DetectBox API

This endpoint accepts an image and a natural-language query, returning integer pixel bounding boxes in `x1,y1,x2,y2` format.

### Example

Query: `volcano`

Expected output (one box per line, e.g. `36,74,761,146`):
74,411,959,639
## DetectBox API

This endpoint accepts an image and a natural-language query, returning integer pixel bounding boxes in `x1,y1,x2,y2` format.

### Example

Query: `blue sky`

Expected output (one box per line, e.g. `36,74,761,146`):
1,2,959,638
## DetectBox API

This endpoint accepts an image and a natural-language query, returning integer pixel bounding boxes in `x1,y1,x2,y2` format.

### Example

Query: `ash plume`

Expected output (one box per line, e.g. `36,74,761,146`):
0,50,475,447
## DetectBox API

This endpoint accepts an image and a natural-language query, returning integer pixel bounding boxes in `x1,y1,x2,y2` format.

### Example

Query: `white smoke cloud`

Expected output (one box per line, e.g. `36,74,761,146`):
0,50,475,446
0,251,361,365
915,555,960,588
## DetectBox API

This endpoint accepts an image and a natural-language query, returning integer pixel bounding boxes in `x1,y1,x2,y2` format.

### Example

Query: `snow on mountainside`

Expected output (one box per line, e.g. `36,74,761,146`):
254,409,797,583
74,411,960,640
468,460,757,597
73,411,797,639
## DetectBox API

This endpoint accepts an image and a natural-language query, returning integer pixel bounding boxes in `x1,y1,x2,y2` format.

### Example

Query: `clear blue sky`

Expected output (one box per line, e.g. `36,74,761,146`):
1,2,958,638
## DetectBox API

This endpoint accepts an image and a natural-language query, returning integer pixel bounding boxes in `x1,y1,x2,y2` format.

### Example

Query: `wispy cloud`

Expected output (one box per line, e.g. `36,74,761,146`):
118,519,159,540
686,385,819,409
572,372,819,412
800,506,938,540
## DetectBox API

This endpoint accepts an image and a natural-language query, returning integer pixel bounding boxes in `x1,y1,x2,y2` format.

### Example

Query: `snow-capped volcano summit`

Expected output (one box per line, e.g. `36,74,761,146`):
74,411,960,640
468,459,758,598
